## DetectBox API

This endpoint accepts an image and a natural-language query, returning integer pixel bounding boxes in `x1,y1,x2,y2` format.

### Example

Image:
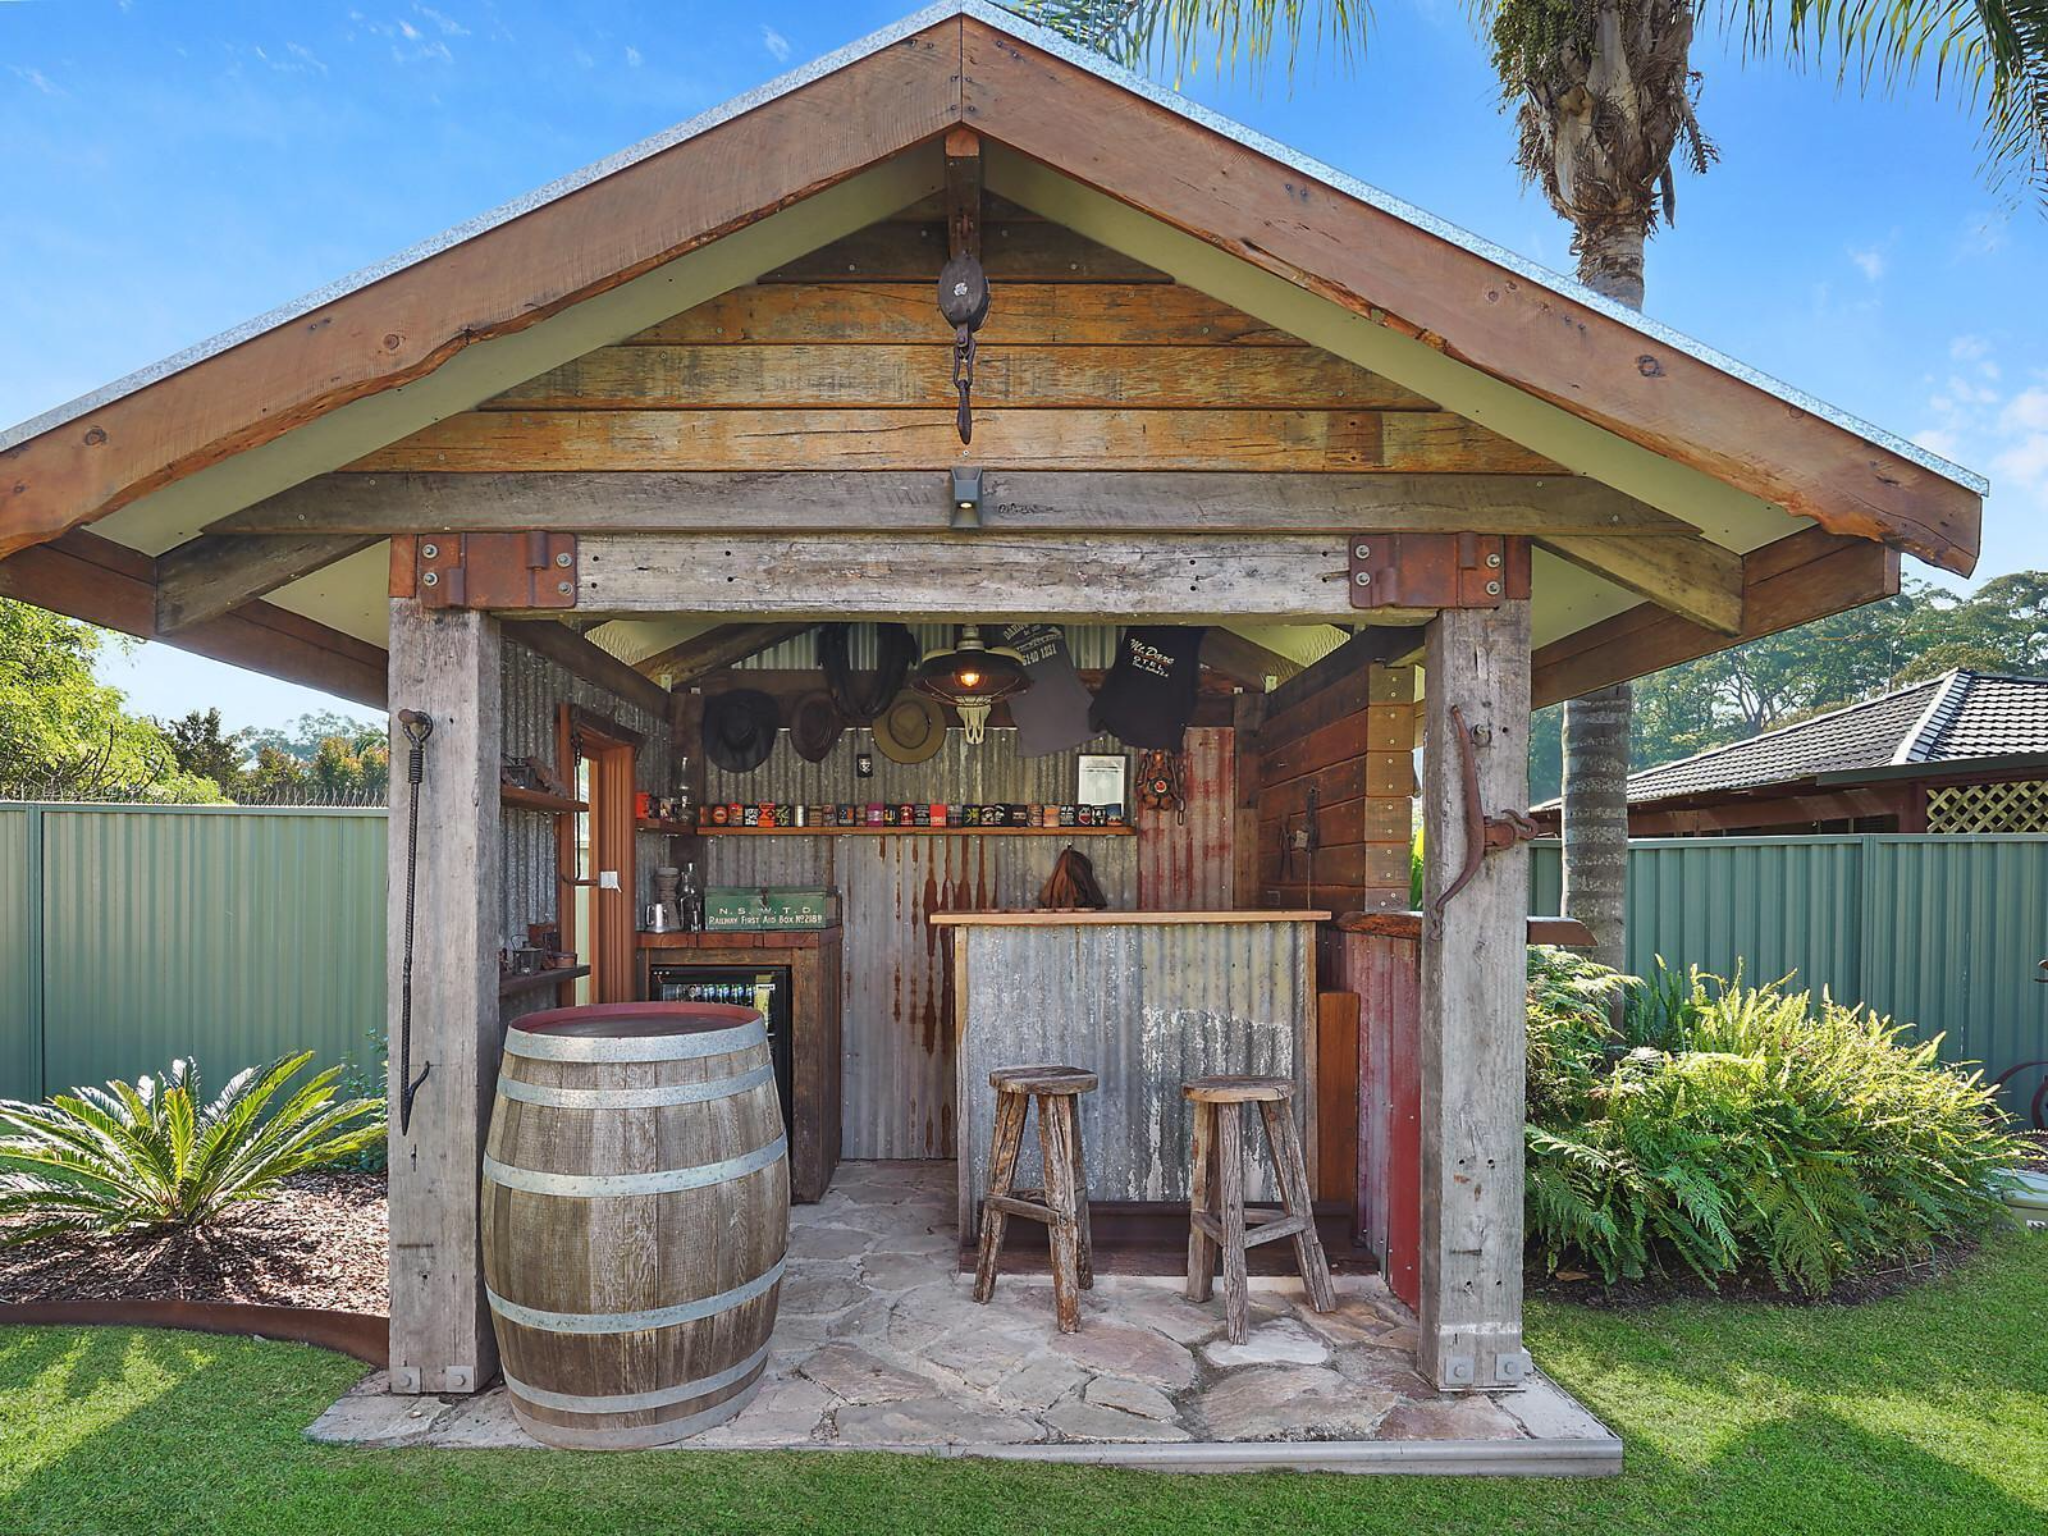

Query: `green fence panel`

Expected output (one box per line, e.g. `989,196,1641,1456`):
34,806,387,1098
0,807,38,1098
1531,834,2048,1121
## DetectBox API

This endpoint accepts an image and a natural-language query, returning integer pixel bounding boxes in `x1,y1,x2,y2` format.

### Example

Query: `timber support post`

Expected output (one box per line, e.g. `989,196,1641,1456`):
1417,600,1534,1392
385,598,503,1395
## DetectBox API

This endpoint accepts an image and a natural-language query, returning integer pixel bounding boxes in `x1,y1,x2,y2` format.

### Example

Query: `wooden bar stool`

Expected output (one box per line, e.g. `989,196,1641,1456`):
1184,1074,1337,1343
972,1064,1097,1333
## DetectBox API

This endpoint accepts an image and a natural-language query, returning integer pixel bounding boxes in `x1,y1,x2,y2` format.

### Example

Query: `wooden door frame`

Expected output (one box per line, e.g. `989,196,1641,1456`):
555,703,643,1004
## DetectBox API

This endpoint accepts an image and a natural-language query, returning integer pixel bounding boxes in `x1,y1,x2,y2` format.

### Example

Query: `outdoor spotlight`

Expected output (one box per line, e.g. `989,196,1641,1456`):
950,465,983,530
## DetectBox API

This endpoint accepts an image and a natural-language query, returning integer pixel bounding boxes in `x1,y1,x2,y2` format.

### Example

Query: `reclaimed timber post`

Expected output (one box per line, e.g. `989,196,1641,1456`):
1417,601,1534,1392
385,599,503,1395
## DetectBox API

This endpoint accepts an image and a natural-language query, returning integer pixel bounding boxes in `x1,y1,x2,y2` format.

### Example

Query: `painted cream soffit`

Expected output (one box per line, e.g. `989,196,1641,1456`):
84,154,944,561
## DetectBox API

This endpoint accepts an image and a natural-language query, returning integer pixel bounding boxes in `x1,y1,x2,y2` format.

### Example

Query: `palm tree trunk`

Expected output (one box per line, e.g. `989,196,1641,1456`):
1561,222,1646,978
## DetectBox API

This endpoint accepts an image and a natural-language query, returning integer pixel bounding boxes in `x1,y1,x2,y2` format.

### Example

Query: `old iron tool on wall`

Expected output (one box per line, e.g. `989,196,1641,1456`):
938,248,990,444
1432,703,1538,919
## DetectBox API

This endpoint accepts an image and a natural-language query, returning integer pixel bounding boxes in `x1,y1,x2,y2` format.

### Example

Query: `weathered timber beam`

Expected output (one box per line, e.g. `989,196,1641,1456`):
1200,629,1302,691
556,534,1388,623
636,623,812,686
1262,626,1428,722
1531,526,1900,706
0,529,386,707
212,471,1684,538
1536,532,1743,635
501,618,671,718
154,531,378,633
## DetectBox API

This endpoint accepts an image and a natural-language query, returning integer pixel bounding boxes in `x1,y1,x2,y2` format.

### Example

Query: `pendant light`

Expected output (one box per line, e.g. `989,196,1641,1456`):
912,624,1031,744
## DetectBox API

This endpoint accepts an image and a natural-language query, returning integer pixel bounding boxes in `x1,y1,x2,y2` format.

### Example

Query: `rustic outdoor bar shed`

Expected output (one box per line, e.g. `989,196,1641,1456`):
0,0,1984,1440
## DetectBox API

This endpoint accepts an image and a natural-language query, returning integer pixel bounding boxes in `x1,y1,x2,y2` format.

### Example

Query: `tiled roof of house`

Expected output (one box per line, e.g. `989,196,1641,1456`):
1591,671,2048,806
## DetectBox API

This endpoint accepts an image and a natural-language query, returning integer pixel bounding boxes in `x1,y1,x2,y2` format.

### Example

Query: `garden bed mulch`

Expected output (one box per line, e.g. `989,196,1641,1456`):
1526,1235,1984,1312
0,1172,387,1314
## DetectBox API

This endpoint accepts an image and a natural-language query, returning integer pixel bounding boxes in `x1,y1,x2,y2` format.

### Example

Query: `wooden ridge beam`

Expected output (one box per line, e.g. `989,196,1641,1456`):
1537,532,1744,635
1532,526,1900,706
636,623,813,686
0,530,387,706
501,618,671,718
154,531,378,633
214,471,1685,538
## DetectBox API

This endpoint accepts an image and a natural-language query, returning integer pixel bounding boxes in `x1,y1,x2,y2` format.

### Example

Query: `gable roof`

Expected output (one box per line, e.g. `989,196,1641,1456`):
0,0,1983,580
1597,671,2048,806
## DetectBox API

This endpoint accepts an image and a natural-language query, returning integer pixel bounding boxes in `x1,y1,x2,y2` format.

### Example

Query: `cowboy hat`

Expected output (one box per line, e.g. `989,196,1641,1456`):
789,691,846,763
702,689,781,774
872,690,947,765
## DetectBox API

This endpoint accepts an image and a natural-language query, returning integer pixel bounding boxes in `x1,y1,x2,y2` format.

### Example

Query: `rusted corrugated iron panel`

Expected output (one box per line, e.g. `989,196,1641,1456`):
1136,726,1234,912
955,919,1315,1209
703,729,1141,1159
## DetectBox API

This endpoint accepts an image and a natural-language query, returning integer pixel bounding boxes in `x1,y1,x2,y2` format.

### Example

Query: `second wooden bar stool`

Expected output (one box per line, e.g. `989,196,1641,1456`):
1184,1074,1337,1343
972,1064,1096,1333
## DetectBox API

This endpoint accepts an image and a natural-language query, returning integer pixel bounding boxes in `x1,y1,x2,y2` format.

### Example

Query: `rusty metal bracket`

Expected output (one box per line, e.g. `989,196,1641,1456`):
1349,533,1531,611
417,532,577,610
1431,703,1539,919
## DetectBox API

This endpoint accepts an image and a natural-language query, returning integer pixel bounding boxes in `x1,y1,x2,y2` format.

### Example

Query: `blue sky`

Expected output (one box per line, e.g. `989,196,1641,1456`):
4,0,2044,732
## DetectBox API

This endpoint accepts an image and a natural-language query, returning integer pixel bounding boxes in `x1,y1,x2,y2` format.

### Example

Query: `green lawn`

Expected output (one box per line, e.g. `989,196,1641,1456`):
3,1228,2043,1536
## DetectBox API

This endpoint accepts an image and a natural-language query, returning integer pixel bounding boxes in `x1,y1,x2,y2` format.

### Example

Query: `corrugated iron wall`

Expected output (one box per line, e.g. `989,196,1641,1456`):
0,805,387,1100
1136,726,1235,911
1532,835,2048,1120
955,919,1316,1206
704,728,1140,1159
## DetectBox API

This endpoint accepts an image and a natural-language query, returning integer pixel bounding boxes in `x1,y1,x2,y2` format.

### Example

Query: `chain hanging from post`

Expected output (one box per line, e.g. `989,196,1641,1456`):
395,709,435,1134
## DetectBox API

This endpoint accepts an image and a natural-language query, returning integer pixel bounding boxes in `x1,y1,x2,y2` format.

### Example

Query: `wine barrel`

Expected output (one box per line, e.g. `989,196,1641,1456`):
481,1001,789,1450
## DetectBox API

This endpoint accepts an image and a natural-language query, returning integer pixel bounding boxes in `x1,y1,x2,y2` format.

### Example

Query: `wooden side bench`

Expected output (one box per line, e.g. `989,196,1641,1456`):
971,1064,1096,1333
1184,1074,1336,1343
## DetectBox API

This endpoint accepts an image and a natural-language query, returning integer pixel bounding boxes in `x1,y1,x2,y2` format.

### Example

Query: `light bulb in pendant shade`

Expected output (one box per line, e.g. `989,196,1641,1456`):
958,669,983,689
911,624,1031,722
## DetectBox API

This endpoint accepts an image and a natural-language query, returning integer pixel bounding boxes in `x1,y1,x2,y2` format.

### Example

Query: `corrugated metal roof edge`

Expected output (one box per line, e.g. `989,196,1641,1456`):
0,0,1990,500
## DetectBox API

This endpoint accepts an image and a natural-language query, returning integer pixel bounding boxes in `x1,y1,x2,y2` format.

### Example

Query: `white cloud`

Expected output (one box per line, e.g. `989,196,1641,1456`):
1849,245,1886,282
9,65,66,97
625,45,643,68
1950,335,1991,363
762,25,792,63
416,5,469,36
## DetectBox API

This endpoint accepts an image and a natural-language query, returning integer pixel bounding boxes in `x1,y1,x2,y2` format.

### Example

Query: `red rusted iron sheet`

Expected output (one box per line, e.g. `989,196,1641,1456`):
0,1299,389,1365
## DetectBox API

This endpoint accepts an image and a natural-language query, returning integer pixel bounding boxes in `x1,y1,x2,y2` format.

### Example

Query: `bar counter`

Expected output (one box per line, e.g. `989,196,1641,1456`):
932,909,1329,1233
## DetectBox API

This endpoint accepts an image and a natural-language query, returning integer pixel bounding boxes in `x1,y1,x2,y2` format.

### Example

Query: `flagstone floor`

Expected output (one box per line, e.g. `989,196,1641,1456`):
313,1161,1619,1473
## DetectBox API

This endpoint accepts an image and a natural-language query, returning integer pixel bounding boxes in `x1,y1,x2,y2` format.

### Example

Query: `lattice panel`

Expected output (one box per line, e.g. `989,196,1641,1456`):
1926,779,2048,833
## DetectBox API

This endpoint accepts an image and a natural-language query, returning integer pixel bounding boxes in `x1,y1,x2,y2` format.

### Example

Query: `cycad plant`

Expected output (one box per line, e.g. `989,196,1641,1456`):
0,1054,386,1244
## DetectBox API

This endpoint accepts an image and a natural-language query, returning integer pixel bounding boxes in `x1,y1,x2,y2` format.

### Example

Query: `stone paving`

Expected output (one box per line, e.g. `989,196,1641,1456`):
312,1161,1619,1472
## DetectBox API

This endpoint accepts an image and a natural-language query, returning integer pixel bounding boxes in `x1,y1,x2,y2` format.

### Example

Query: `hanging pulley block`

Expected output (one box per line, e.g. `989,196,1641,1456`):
939,250,991,445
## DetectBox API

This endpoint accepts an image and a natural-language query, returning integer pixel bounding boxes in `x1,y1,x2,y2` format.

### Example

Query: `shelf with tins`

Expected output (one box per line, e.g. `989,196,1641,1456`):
694,825,1134,837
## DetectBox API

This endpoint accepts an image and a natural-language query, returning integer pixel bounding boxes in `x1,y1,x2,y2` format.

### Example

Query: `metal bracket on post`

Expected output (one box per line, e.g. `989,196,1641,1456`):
417,532,577,610
1432,703,1539,919
1349,533,1530,611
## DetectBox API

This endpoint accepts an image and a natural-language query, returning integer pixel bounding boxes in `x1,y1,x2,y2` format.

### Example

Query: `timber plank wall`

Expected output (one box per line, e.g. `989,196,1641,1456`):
350,195,1553,477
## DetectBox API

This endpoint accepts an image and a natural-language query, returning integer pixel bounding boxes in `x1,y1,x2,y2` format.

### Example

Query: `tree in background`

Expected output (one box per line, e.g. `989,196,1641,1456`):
161,708,250,791
163,707,390,803
0,601,223,803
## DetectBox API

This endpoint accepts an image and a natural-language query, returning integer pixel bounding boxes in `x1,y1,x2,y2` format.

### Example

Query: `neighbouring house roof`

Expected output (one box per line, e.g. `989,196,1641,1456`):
1580,671,2048,807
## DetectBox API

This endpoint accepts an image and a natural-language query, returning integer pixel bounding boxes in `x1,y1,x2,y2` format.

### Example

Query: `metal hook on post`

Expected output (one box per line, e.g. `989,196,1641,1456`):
396,708,435,1135
1430,703,1538,921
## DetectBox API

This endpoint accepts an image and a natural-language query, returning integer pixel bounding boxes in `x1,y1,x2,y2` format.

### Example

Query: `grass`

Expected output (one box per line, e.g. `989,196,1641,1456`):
1,1229,2043,1536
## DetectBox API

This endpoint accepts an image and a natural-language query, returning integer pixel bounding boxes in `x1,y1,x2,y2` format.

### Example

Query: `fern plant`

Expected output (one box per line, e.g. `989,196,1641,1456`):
1523,950,2025,1294
0,1054,385,1244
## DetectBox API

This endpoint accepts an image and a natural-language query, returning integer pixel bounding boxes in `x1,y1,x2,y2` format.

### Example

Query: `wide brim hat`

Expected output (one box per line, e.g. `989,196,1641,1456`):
703,688,781,774
872,690,948,765
789,691,846,763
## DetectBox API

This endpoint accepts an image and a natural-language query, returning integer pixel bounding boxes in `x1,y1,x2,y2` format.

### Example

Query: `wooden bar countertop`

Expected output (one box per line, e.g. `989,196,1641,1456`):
929,909,1330,927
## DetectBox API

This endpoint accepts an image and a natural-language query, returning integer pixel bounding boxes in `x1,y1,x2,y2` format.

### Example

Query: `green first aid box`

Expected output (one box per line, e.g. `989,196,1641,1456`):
703,886,841,931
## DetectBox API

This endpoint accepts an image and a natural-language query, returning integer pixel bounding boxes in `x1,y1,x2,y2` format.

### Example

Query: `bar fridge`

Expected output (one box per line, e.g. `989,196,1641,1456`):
646,962,794,1136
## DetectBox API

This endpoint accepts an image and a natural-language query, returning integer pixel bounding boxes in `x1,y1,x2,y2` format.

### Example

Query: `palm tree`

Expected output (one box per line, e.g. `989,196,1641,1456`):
1021,0,2044,973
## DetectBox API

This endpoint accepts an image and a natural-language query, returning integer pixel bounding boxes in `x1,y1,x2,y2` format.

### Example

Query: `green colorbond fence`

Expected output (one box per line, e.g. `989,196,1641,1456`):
1533,835,2048,1123
0,804,387,1102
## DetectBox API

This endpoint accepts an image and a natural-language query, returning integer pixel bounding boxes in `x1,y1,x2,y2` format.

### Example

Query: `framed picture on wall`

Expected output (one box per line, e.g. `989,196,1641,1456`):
1077,753,1127,809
